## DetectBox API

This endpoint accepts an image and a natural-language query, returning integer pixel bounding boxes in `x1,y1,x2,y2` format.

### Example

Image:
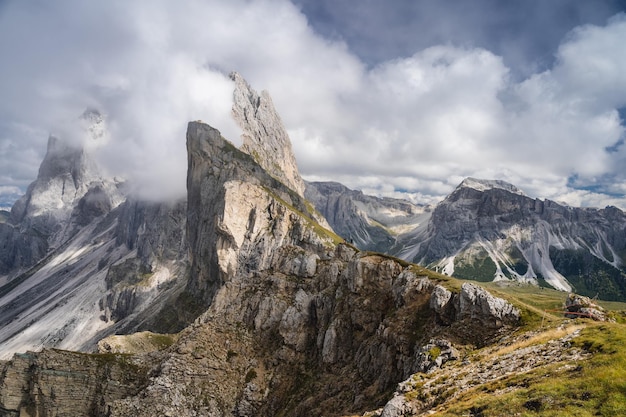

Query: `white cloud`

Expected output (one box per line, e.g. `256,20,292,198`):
0,2,625,208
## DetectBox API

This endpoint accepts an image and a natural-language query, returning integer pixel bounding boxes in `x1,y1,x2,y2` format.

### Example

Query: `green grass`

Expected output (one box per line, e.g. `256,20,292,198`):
453,253,497,282
434,323,626,416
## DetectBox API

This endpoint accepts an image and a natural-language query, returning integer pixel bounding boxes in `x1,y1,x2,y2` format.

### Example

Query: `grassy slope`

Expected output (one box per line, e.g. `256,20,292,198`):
435,323,626,416
420,280,626,416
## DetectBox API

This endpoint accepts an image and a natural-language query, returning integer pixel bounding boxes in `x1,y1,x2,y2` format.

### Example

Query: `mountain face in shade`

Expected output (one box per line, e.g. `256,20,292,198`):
1,131,123,275
0,114,189,359
392,178,626,300
305,181,431,252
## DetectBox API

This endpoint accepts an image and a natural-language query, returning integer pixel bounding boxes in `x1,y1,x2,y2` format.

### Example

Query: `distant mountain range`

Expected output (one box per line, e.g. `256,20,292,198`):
307,177,626,300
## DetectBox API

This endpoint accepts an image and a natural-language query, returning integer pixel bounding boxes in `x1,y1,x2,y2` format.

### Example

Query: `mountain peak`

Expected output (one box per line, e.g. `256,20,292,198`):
230,72,306,197
457,177,526,196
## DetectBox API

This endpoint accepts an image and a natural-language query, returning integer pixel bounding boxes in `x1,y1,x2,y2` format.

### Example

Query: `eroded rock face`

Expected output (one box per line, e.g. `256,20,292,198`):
565,293,608,321
0,135,123,276
231,72,306,197
100,242,521,417
0,78,525,417
305,181,431,252
10,135,124,248
0,349,152,417
429,283,520,345
185,121,332,305
394,177,626,298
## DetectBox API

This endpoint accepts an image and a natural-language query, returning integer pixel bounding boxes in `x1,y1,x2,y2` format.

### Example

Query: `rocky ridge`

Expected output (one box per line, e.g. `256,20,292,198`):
307,177,626,300
394,178,626,299
231,72,306,197
305,181,431,253
0,75,526,416
367,324,589,417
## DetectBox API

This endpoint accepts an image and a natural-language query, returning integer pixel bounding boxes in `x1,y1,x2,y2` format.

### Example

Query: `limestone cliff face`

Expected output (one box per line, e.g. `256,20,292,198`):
0,79,524,417
186,121,333,304
104,122,521,416
0,349,152,417
105,245,519,417
0,127,522,417
231,72,306,197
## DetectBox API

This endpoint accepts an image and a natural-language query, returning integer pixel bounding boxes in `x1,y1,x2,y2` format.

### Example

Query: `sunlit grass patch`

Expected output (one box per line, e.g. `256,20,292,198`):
433,323,626,416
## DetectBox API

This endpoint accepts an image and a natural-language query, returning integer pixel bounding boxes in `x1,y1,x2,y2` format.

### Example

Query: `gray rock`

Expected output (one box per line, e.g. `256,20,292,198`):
231,72,306,197
429,285,452,315
393,177,626,297
565,293,608,321
305,181,431,252
380,394,416,417
458,283,521,327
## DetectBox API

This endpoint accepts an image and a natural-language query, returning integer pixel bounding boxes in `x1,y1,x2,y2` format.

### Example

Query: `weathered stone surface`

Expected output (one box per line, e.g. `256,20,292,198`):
231,72,306,197
429,285,453,316
429,283,520,333
565,293,608,321
185,120,333,304
372,325,589,416
393,177,626,297
380,394,417,417
305,181,431,252
0,77,530,417
0,349,151,417
458,282,521,327
414,339,459,373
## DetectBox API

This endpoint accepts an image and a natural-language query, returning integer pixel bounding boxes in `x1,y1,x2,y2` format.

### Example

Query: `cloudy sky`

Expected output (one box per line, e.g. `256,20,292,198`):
1,0,626,210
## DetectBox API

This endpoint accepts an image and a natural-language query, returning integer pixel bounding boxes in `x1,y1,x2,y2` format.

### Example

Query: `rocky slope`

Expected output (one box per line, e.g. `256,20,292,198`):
0,76,528,416
305,181,431,252
391,178,626,300
0,125,522,413
308,176,626,300
0,118,190,359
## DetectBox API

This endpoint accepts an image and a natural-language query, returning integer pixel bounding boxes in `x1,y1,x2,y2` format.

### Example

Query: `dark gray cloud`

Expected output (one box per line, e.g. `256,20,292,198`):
293,0,625,77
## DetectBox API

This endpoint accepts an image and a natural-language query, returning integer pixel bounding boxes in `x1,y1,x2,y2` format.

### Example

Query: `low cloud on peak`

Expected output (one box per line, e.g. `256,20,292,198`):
0,1,625,208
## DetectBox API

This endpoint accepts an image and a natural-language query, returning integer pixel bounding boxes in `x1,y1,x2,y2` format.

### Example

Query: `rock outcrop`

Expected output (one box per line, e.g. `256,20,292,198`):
373,324,588,417
231,72,306,197
0,349,153,417
564,293,608,321
185,121,333,304
430,283,521,339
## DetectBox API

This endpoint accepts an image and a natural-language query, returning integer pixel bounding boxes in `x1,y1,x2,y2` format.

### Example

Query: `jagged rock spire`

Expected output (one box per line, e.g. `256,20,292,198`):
230,72,306,197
